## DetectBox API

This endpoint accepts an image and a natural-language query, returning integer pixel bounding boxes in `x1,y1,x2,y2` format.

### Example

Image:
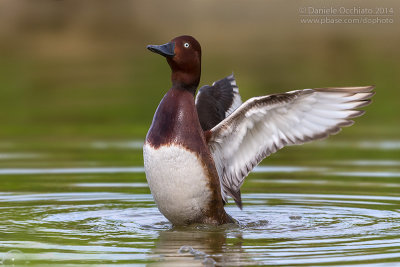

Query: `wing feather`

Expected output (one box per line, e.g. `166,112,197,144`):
208,86,375,208
195,74,242,131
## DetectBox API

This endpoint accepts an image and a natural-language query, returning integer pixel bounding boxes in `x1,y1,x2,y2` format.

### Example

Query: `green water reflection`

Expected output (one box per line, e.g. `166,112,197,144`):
0,140,399,266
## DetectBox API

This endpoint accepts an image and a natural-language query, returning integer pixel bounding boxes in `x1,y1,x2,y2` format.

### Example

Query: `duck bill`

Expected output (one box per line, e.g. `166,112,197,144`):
147,42,175,57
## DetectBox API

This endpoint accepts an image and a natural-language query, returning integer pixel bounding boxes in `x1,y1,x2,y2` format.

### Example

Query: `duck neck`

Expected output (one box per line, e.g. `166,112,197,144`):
171,71,200,94
168,59,201,95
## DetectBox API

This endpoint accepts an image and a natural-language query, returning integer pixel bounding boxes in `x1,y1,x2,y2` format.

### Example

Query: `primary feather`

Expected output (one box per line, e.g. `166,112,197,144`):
195,74,242,131
206,86,375,208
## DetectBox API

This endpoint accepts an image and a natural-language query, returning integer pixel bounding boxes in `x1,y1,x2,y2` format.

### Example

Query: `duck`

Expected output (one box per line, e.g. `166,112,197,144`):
143,35,374,226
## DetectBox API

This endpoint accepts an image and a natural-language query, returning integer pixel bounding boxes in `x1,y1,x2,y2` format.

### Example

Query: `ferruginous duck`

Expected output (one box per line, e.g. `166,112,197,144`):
143,35,374,226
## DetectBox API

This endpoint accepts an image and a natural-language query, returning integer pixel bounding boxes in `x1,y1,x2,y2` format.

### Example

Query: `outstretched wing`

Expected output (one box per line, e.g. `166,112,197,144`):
207,86,375,208
195,74,242,131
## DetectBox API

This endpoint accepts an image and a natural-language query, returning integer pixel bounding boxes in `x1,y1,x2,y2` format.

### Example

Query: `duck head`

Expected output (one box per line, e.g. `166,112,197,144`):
147,35,202,93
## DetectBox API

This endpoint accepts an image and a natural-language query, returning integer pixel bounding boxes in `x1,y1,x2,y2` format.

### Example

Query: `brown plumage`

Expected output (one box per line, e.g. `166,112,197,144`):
144,35,374,225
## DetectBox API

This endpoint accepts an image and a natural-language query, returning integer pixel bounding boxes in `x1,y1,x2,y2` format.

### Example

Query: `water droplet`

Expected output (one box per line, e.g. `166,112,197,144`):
202,257,216,266
2,250,26,266
193,250,207,259
178,245,193,254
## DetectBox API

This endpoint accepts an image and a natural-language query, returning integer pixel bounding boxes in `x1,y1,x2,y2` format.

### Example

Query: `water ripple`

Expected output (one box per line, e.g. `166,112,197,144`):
1,192,399,265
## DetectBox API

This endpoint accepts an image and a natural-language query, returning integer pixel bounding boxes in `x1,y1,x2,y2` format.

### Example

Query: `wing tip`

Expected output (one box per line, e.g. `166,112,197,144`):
236,199,243,210
227,73,238,89
349,110,366,118
354,99,372,108
225,188,243,209
314,85,375,93
339,119,355,127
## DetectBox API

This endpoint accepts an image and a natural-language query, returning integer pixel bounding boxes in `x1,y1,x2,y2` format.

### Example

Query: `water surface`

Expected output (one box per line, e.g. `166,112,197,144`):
0,139,399,266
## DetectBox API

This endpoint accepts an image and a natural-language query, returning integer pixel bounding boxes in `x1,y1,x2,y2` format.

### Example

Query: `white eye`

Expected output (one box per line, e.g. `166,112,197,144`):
184,42,190,48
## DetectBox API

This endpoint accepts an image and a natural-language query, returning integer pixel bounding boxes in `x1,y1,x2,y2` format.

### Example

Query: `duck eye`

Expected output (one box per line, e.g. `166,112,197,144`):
184,43,190,48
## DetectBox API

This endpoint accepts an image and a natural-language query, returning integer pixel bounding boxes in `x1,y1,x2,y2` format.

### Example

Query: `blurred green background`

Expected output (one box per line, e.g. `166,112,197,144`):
0,0,399,143
0,3,399,264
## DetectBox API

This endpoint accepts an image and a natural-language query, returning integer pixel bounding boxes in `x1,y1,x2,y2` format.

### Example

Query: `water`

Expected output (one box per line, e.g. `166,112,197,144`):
0,139,400,266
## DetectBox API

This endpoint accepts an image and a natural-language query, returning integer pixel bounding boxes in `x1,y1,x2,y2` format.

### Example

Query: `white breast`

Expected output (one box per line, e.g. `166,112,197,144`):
143,143,212,225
